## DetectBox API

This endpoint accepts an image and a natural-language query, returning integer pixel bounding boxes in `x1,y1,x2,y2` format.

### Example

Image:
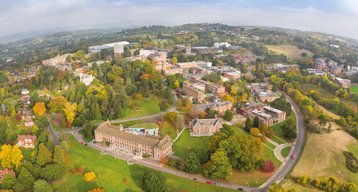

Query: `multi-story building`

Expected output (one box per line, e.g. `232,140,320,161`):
241,104,286,127
192,47,219,54
89,41,129,54
94,121,172,160
21,89,35,128
189,118,223,136
193,101,233,115
315,58,326,71
183,82,205,103
191,78,226,96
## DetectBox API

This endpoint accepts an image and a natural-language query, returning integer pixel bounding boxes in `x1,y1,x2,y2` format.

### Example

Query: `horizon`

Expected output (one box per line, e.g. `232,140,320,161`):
1,0,358,41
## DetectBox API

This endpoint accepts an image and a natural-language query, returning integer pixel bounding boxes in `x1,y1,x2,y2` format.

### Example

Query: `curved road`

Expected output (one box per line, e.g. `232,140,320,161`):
258,95,306,191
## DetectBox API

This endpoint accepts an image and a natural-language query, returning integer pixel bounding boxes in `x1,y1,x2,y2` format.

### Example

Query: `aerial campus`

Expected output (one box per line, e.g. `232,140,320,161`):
1,1,358,192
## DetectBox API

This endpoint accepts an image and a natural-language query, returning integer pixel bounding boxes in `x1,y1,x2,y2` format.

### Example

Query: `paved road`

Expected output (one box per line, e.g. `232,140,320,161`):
258,95,306,191
46,116,60,145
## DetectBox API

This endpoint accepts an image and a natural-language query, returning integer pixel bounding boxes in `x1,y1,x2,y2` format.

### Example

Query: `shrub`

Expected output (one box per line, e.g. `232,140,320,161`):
343,151,358,173
83,171,96,182
261,160,275,172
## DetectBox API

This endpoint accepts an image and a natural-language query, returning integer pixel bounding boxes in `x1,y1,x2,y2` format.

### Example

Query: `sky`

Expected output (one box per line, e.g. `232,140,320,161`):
1,0,358,40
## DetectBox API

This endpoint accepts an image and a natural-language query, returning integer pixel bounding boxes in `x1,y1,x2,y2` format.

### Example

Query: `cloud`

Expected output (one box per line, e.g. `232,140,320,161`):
0,0,357,40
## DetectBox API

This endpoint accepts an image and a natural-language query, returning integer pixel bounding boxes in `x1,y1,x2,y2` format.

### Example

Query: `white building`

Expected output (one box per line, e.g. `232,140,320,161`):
213,42,231,48
88,41,129,54
80,74,95,86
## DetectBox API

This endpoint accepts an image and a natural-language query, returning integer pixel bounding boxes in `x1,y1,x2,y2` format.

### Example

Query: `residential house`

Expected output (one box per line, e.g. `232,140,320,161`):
17,135,37,148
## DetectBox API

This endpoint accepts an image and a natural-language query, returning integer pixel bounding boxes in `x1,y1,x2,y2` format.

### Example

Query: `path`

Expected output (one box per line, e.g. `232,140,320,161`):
46,116,60,145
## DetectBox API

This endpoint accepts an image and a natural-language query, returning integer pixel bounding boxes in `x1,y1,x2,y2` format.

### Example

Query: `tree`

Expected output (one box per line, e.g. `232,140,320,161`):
36,143,52,167
83,171,97,182
88,188,105,192
14,167,35,192
222,94,234,103
244,118,253,133
1,173,16,189
134,93,143,101
123,46,131,57
40,164,65,181
250,128,261,137
34,180,53,192
223,110,233,121
262,160,275,172
0,144,24,169
53,146,67,166
63,102,77,128
204,149,232,179
282,117,297,139
33,102,46,117
48,96,67,113
253,116,260,128
142,170,166,192
170,57,177,64
183,150,201,173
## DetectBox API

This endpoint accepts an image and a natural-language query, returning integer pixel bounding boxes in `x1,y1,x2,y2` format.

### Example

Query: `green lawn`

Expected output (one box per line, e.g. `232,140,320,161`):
128,123,159,129
351,86,358,94
281,146,291,158
158,121,178,139
117,95,161,120
173,129,211,158
264,44,313,63
264,141,276,150
52,136,234,192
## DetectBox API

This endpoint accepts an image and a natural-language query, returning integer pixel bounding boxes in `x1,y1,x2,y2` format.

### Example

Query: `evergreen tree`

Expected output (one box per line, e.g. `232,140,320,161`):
36,143,52,167
142,170,166,192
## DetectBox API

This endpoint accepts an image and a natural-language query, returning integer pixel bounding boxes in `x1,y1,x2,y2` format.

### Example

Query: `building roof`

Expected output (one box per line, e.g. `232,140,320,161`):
252,109,272,119
0,169,15,183
264,106,284,114
17,135,37,145
191,118,222,129
95,122,159,147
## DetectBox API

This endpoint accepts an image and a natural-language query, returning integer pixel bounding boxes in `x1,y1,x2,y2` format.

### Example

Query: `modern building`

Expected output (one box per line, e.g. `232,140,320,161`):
89,41,129,54
0,169,15,184
189,118,223,136
94,122,172,160
17,135,37,148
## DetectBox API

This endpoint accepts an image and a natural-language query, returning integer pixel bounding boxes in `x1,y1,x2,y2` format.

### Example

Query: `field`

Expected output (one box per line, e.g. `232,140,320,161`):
117,95,161,120
351,85,358,94
158,121,178,139
172,129,210,157
52,136,234,192
264,44,313,63
290,130,358,184
301,83,358,112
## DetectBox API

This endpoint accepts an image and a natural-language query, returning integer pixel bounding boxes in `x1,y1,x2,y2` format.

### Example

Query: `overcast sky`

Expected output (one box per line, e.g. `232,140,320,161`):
1,0,358,39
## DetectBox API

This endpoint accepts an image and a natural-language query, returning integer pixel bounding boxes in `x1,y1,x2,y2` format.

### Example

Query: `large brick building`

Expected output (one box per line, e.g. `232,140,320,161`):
183,82,205,102
189,118,223,136
241,105,286,127
94,122,172,160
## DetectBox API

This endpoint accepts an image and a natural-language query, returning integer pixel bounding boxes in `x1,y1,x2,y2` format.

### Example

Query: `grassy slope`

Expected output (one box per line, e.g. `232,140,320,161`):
264,44,313,62
172,129,210,158
52,136,234,192
118,95,161,120
350,86,358,94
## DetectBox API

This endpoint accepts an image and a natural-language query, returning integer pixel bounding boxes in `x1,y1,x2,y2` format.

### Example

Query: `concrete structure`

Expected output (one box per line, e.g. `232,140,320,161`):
42,54,70,67
192,47,219,54
89,41,129,54
17,135,36,148
94,121,172,160
241,105,286,126
175,45,191,54
183,82,205,103
0,169,15,184
213,42,231,48
335,77,351,88
189,118,223,136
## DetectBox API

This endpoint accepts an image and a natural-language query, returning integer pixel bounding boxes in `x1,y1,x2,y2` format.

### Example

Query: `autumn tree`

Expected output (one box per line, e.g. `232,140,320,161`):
13,167,35,192
63,102,77,127
0,144,24,169
1,173,17,190
33,102,46,117
204,149,232,179
36,144,52,167
53,146,67,166
84,172,97,182
34,180,53,192
48,96,67,113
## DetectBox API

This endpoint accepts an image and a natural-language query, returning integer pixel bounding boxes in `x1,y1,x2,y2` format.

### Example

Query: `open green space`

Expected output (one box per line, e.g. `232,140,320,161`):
158,121,178,139
350,86,358,94
173,129,211,158
301,83,358,112
264,44,313,63
117,95,161,120
264,141,276,150
128,123,159,129
52,136,234,192
281,146,291,158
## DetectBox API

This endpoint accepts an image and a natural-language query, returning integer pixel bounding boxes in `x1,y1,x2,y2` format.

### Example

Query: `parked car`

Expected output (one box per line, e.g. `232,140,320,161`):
206,181,213,185
292,153,297,160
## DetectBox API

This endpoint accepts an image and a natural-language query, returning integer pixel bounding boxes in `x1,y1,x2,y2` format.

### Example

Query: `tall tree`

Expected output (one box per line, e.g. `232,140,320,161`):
34,180,53,192
142,170,166,192
204,149,232,179
33,102,46,117
13,167,35,192
0,144,23,169
36,144,52,167
53,146,67,166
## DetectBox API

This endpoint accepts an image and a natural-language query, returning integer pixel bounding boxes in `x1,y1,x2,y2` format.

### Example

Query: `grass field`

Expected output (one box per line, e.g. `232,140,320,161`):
264,44,313,63
158,121,178,139
52,136,234,192
301,83,358,112
290,130,358,184
173,129,210,157
117,95,161,120
281,147,291,158
282,179,322,192
350,86,358,94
